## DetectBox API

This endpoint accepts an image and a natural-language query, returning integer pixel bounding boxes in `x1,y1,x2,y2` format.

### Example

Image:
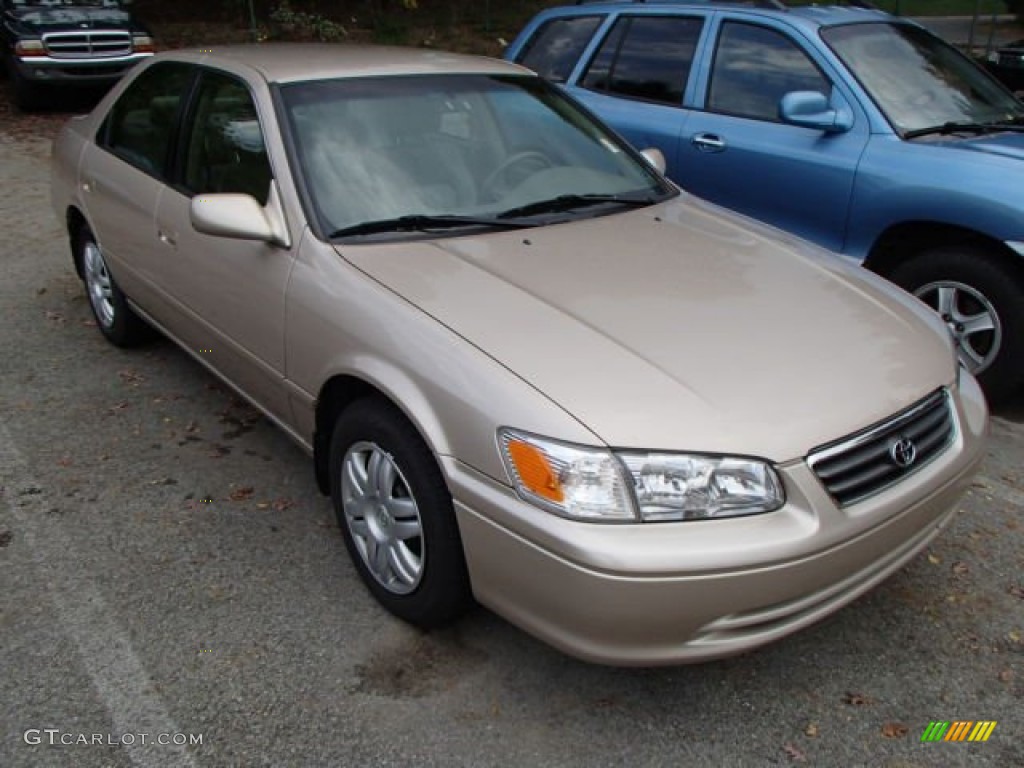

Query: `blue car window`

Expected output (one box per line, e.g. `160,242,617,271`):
707,21,829,122
517,16,602,83
582,15,704,106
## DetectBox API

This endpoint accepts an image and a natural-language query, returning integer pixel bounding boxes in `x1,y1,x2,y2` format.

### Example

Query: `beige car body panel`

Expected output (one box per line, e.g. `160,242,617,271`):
50,45,989,665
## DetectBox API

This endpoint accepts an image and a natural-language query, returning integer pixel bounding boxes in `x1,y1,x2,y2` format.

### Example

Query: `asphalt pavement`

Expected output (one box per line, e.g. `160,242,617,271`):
1,130,1022,768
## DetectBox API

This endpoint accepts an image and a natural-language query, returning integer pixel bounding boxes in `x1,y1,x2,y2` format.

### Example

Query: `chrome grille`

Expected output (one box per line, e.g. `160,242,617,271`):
43,31,132,59
998,52,1024,69
807,390,954,508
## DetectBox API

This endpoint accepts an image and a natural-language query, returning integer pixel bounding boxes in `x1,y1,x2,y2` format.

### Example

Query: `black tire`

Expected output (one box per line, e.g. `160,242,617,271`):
887,245,1024,404
9,63,41,111
76,226,153,347
329,398,472,628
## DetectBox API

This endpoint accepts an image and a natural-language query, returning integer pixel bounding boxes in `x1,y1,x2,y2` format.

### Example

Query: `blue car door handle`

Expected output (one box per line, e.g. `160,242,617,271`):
692,133,726,152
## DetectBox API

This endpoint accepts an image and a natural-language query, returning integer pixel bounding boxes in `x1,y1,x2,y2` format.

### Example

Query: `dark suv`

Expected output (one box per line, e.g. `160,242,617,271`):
2,0,153,109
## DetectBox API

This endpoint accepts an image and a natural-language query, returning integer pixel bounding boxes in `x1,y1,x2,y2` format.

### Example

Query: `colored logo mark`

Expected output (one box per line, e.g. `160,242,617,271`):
921,721,997,742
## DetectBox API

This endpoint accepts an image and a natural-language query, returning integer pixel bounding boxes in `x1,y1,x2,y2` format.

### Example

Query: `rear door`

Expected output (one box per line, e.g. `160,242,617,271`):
679,16,869,252
80,60,196,315
565,13,708,176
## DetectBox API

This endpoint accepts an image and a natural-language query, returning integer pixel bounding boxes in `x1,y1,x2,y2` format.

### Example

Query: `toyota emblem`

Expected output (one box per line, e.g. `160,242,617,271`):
889,436,917,468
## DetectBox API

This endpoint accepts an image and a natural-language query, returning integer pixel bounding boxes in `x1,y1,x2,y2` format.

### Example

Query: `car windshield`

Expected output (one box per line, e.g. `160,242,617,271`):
822,22,1024,135
280,74,673,239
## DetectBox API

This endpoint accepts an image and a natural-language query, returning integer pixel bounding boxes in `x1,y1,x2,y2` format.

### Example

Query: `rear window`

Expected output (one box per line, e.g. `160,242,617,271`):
517,16,602,83
582,15,704,105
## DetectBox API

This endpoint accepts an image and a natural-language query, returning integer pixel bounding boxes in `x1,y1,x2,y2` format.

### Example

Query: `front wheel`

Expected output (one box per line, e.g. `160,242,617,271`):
329,398,472,628
888,246,1024,404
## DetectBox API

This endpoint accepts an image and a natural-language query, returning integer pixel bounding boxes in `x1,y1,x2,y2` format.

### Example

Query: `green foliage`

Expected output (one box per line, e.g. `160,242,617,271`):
269,2,348,42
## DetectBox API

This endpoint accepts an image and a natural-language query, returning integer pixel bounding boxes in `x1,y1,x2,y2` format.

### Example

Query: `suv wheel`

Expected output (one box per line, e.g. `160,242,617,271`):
889,246,1024,404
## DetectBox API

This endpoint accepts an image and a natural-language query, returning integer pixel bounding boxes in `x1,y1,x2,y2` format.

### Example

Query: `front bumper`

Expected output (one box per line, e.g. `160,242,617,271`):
11,52,151,84
446,371,988,666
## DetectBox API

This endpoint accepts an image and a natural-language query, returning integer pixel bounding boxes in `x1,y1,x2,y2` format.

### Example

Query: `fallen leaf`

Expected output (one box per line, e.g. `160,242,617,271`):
272,498,295,511
843,692,873,706
117,369,145,384
56,457,73,467
1008,585,1024,600
927,553,941,565
79,318,96,327
881,722,908,739
1009,630,1021,643
229,486,255,501
804,722,819,738
782,743,806,762
107,401,130,413
998,668,1014,683
951,561,969,576
256,502,270,509
149,477,178,486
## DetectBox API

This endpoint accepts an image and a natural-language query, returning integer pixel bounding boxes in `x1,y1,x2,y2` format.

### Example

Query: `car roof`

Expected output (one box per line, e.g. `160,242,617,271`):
158,44,533,84
550,1,893,30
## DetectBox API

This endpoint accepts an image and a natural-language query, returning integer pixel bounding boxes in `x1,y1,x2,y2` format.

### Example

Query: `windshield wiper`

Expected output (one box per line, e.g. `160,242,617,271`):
497,193,660,220
904,120,1024,139
330,214,534,239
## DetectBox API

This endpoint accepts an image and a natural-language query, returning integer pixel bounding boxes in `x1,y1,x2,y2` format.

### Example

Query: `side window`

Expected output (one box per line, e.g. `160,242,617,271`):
517,16,602,83
582,16,704,106
182,71,273,206
100,62,194,177
707,22,830,122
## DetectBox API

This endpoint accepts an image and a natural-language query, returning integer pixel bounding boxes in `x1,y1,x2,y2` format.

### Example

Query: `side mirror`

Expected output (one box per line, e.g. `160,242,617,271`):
779,91,852,134
640,147,666,174
190,193,285,246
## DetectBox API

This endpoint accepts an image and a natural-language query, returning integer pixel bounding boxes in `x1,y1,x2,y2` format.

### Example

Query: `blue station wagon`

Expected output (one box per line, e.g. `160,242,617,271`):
507,0,1024,403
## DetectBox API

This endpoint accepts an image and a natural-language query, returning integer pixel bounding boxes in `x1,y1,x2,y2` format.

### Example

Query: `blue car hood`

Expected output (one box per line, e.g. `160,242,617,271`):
948,131,1024,161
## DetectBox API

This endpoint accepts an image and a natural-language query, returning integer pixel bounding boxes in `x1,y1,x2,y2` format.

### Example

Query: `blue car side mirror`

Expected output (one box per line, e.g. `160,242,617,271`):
779,91,853,133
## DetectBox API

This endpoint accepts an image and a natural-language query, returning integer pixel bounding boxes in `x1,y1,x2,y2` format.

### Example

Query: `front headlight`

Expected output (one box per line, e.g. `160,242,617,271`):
499,429,784,523
619,453,783,521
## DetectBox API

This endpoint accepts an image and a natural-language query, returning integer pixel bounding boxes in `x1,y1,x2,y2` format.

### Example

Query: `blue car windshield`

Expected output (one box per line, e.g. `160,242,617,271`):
823,22,1024,135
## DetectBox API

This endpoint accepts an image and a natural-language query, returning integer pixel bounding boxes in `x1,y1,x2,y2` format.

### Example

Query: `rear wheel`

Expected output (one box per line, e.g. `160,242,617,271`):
77,226,152,347
888,246,1024,404
328,398,472,628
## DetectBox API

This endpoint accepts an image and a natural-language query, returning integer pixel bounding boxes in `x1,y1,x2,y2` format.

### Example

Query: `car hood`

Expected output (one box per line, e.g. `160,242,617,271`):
8,6,133,32
947,131,1024,161
337,199,952,461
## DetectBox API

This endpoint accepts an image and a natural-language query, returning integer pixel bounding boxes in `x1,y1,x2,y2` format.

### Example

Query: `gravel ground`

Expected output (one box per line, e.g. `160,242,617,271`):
1,101,1022,768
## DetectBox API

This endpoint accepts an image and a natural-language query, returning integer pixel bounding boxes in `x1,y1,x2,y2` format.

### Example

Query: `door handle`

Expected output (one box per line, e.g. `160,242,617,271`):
158,229,177,247
81,178,95,193
692,133,727,152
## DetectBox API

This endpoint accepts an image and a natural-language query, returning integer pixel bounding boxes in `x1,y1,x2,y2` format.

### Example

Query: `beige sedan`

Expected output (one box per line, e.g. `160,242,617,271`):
51,45,988,665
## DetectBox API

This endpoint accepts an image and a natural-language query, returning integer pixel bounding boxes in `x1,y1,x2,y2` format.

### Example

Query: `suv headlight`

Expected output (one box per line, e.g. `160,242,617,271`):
499,429,784,522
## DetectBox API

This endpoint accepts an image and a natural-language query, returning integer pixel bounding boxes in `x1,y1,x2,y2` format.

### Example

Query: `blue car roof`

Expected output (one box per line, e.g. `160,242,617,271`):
560,2,894,30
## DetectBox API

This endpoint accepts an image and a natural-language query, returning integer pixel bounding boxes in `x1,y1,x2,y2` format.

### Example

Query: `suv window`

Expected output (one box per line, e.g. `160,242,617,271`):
182,71,273,205
517,16,601,83
100,62,194,176
583,16,704,106
707,22,829,121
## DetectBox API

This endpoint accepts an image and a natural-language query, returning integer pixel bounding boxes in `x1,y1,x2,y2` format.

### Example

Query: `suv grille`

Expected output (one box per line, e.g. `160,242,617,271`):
42,31,132,59
998,52,1024,69
807,390,954,508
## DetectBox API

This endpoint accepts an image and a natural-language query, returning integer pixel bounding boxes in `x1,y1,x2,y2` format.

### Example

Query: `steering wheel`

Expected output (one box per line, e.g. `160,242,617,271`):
481,151,554,201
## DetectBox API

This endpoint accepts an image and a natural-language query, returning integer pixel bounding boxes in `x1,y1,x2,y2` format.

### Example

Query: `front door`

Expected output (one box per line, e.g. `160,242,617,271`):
679,19,869,253
152,69,293,423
